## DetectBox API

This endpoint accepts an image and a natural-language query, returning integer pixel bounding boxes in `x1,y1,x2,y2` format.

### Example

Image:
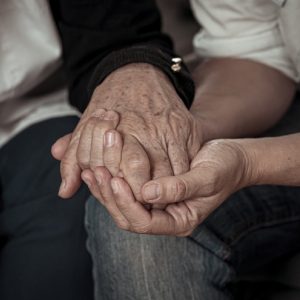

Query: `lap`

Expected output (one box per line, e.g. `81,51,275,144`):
0,117,93,300
86,184,300,299
86,196,234,300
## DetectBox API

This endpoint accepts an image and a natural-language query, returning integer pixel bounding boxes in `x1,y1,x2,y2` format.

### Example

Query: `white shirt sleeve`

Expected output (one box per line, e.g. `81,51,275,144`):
190,0,299,81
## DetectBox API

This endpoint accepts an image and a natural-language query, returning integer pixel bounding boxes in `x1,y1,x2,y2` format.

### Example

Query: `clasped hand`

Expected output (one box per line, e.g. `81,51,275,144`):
53,113,252,236
51,64,252,236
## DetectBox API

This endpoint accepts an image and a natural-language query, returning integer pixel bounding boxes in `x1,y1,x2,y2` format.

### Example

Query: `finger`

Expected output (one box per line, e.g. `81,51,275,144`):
111,177,151,232
103,110,120,126
112,177,188,235
139,140,173,180
167,142,190,175
77,117,98,169
103,130,123,176
81,169,103,203
84,108,106,120
93,167,129,228
51,133,72,160
143,146,174,209
90,112,119,170
77,110,119,169
58,108,107,199
120,135,151,202
142,165,217,204
59,135,82,198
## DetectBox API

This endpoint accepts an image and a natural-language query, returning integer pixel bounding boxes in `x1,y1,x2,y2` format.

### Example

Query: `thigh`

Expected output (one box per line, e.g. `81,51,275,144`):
87,184,300,300
196,185,300,274
0,117,93,300
86,197,234,300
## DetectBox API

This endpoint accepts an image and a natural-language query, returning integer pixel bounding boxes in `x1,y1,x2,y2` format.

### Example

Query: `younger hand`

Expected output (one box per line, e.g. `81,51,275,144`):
89,138,253,236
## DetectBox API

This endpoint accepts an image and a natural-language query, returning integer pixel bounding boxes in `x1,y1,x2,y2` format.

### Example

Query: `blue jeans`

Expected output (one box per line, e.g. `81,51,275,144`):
86,185,300,299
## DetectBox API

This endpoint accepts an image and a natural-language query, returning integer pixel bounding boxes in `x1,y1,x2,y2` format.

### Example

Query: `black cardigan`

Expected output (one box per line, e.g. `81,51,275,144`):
49,0,194,112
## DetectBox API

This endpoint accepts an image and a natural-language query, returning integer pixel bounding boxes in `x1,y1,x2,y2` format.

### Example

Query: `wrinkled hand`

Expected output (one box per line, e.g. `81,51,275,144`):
52,63,202,201
51,109,120,190
85,136,253,236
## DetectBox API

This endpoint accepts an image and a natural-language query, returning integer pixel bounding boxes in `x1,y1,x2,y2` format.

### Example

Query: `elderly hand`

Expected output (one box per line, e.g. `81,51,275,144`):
84,134,254,236
52,63,202,201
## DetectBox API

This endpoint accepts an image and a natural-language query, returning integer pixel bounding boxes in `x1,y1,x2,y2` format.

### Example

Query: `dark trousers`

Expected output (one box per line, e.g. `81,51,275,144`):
0,117,93,300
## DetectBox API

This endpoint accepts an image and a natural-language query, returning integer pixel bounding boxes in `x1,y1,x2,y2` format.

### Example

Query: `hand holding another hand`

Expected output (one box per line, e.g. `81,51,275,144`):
52,63,202,202
82,130,253,236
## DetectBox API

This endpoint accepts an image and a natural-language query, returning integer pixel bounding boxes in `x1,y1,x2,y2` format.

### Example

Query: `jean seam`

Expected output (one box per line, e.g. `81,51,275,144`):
189,228,232,261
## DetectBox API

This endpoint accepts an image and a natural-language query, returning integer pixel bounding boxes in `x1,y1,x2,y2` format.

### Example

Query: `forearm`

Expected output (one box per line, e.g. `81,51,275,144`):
191,58,296,142
236,133,300,187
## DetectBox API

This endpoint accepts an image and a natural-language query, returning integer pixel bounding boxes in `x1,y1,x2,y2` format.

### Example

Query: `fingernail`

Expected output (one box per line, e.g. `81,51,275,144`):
104,131,115,147
58,179,67,195
111,180,119,194
143,183,160,201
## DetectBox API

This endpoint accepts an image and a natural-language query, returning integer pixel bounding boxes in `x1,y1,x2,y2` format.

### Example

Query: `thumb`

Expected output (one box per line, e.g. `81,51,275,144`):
51,133,72,160
142,164,218,204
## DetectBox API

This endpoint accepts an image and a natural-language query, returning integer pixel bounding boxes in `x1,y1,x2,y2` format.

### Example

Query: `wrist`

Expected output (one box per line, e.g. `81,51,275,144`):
88,63,191,124
88,46,195,109
90,63,162,106
230,139,261,188
90,63,180,107
101,63,170,85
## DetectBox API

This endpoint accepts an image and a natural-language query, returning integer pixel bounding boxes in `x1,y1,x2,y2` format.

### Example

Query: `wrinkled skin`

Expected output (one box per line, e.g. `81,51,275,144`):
80,134,252,236
52,63,202,204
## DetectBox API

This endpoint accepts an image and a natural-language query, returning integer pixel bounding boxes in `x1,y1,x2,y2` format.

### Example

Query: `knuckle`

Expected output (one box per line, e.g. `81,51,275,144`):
117,220,130,231
79,161,90,170
76,153,90,169
90,108,106,118
203,170,220,195
171,157,189,175
167,204,199,234
187,216,199,230
60,157,76,172
174,179,187,202
188,212,205,234
103,155,117,166
186,206,201,227
105,110,119,121
85,117,99,130
192,163,220,196
116,221,130,231
89,159,102,169
124,154,147,171
177,230,193,237
115,197,128,210
132,224,150,234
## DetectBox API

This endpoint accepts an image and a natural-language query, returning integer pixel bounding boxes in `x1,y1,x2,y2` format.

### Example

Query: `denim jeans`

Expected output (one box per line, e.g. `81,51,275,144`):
86,184,300,300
